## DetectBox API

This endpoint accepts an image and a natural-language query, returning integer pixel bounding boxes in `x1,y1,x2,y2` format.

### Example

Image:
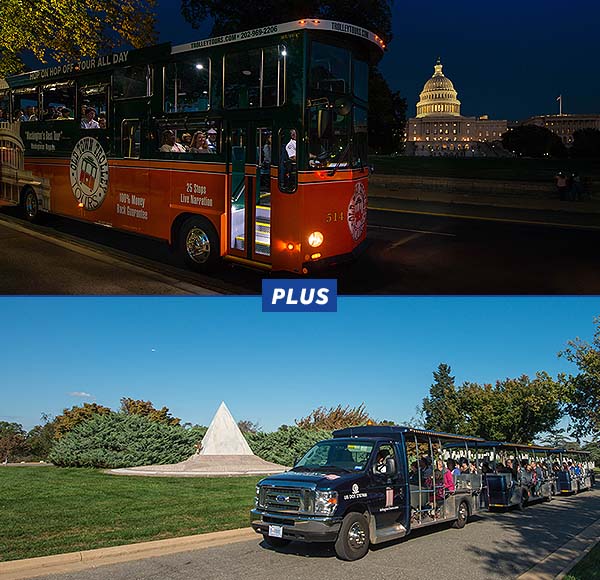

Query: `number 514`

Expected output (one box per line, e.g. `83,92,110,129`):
326,211,344,223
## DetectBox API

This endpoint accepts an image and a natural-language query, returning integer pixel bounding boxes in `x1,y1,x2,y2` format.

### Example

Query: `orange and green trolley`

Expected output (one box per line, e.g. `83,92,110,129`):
0,20,384,273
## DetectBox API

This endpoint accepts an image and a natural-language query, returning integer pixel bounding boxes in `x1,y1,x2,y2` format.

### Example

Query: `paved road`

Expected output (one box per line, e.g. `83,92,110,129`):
34,489,600,580
2,201,600,294
0,217,223,295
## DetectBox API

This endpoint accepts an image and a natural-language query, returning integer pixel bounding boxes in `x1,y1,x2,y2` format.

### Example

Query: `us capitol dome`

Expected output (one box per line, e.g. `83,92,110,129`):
405,59,508,157
416,58,461,118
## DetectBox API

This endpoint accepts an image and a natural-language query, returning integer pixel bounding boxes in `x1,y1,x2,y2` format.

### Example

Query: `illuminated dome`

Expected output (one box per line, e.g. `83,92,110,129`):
416,58,461,118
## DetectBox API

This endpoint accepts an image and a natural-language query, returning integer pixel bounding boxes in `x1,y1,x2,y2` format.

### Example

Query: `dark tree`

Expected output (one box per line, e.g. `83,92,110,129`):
422,364,461,434
502,125,567,158
180,0,393,41
369,67,406,154
571,128,600,159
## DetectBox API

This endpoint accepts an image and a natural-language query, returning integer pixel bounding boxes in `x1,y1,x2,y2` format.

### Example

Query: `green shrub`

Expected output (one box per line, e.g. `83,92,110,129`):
49,413,203,468
246,426,332,466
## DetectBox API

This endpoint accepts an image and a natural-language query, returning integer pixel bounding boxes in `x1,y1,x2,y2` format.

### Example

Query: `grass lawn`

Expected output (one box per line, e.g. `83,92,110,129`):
0,466,260,562
564,542,600,580
370,156,600,182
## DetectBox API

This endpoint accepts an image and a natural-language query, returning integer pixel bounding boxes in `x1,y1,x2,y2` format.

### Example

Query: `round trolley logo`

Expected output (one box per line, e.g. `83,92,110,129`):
347,181,367,241
69,137,109,211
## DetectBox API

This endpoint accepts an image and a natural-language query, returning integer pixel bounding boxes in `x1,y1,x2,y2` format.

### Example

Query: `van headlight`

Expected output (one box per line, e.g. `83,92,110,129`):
255,485,262,508
314,491,338,515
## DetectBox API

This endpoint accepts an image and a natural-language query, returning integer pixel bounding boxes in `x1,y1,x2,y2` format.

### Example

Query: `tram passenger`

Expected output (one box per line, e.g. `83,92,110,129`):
447,458,460,477
98,113,107,129
190,131,209,153
285,129,297,162
206,128,218,153
57,108,73,120
181,132,193,151
160,129,186,152
438,459,454,493
81,107,100,129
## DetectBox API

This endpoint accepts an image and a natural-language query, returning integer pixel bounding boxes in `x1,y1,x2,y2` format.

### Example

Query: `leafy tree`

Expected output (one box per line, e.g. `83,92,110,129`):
457,373,563,443
422,363,461,433
582,440,600,466
502,125,567,158
53,403,111,439
237,420,261,433
0,0,157,76
571,128,600,159
0,422,27,463
120,397,180,426
26,414,56,460
560,317,600,439
246,426,331,466
49,413,199,468
295,403,373,430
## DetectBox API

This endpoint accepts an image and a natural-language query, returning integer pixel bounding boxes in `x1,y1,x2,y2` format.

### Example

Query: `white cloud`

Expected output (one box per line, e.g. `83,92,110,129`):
151,348,157,352
68,391,92,398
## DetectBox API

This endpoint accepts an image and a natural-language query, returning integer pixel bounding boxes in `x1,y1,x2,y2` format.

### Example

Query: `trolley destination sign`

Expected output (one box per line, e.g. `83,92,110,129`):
172,19,385,54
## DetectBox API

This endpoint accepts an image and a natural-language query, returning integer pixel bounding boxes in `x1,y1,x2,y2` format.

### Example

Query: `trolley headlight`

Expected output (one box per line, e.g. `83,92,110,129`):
308,231,324,248
314,490,338,515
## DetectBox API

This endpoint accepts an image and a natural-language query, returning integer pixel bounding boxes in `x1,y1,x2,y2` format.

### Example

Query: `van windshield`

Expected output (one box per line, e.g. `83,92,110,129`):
293,440,374,473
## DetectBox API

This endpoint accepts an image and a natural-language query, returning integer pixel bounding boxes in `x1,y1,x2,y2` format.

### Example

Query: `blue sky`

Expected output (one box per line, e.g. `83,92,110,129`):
0,297,597,431
155,0,600,120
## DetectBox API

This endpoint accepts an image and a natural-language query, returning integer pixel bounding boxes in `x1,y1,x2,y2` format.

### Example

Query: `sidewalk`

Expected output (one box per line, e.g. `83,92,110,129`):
370,176,600,229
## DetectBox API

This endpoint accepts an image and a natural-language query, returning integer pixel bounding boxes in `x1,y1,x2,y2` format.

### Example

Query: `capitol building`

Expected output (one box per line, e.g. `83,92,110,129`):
405,59,508,156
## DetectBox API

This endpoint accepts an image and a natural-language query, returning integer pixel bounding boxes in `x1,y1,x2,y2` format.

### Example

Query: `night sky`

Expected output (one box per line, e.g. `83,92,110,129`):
156,0,599,121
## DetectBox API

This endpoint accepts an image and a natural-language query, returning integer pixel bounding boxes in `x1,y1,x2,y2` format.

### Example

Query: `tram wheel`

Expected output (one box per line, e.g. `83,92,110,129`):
21,187,42,223
262,534,291,549
453,501,469,529
334,512,370,561
178,216,220,271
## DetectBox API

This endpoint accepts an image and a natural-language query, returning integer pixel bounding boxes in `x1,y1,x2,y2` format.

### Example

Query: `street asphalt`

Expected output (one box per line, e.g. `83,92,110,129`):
31,489,600,580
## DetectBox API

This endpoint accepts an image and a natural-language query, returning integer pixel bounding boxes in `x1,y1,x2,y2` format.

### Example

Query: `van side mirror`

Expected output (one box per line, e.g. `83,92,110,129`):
386,457,397,476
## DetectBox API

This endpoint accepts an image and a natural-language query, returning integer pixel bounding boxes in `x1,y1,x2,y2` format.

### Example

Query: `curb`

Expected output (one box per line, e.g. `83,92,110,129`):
517,516,600,580
0,527,256,580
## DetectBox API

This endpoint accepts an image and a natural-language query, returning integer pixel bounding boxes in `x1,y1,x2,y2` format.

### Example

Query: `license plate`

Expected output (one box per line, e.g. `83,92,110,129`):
268,525,283,538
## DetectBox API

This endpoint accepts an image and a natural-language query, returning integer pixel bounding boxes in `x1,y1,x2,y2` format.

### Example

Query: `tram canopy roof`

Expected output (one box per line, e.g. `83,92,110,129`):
333,425,485,442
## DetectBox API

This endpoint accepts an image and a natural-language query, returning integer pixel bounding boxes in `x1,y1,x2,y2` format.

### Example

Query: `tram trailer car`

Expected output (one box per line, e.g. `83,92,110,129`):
552,449,594,495
251,426,484,561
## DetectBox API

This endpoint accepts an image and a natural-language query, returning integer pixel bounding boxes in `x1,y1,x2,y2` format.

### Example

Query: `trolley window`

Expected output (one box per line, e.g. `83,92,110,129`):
164,58,211,113
79,83,109,127
113,65,152,99
12,87,39,121
310,42,350,94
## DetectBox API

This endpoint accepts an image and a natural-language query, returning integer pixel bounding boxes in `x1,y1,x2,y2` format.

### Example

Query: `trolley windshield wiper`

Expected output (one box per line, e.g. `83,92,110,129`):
327,143,351,177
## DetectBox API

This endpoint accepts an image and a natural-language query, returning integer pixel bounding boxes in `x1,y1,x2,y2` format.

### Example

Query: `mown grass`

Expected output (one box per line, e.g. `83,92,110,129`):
564,542,600,580
371,156,600,182
0,466,259,562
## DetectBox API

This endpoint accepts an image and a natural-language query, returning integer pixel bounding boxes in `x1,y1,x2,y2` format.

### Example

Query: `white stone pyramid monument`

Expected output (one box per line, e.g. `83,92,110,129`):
111,401,286,477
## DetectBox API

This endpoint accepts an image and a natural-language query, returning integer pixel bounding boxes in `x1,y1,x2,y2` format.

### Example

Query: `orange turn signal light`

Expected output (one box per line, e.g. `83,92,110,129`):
287,243,295,251
78,202,84,207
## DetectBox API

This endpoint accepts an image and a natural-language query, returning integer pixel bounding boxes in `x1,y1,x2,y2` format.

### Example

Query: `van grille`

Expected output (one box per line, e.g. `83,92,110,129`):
261,487,307,513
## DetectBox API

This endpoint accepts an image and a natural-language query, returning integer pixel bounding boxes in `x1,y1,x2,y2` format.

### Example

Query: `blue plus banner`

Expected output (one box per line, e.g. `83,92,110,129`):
262,279,338,312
